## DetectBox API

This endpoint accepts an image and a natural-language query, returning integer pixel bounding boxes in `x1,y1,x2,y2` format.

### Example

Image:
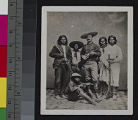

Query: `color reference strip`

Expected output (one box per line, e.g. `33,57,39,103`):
0,108,6,120
0,46,7,77
0,78,7,108
0,16,8,45
0,0,8,119
0,78,7,120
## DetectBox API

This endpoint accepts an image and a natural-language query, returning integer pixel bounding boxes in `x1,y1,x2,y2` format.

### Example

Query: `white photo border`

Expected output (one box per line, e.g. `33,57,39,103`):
40,6,133,115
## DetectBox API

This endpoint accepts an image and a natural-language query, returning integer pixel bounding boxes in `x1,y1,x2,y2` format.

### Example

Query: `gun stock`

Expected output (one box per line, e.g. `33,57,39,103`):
106,54,112,98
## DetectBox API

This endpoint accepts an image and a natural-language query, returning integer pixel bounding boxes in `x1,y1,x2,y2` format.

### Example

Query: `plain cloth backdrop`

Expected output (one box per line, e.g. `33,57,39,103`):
46,12,127,90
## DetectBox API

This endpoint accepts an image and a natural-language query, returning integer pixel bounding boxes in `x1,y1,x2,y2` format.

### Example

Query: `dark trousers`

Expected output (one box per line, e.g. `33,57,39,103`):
54,63,71,96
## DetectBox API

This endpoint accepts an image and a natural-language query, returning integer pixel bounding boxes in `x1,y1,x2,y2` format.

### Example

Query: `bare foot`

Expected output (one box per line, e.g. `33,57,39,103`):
55,95,62,99
89,100,97,105
113,95,117,101
60,95,68,99
95,98,102,103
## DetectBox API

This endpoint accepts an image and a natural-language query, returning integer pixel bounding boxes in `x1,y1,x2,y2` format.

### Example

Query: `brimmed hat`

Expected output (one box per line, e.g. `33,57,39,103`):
71,73,82,84
81,32,98,39
71,73,81,78
69,41,84,49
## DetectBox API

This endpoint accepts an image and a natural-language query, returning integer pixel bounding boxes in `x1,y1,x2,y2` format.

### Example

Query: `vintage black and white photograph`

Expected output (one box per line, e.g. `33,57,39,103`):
40,6,133,115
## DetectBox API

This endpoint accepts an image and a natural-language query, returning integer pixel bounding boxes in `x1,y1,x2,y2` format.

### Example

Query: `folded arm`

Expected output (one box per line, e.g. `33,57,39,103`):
49,46,64,58
91,46,101,57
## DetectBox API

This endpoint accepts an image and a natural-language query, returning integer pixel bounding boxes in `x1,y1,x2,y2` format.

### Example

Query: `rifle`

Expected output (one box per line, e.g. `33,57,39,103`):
105,54,112,99
56,45,68,62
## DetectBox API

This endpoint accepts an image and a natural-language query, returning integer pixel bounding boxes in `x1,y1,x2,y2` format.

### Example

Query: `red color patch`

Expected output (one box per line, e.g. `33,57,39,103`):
0,46,7,77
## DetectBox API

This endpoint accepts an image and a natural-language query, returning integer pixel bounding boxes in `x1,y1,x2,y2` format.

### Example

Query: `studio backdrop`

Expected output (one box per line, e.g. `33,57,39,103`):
46,12,127,90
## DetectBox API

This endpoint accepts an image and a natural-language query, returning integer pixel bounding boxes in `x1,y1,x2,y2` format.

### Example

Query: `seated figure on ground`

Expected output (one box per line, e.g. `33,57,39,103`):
68,73,101,105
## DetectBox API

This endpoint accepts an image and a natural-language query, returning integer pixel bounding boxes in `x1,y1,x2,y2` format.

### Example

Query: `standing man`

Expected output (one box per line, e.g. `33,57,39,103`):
98,37,111,97
106,35,123,100
49,35,72,99
80,32,101,87
99,37,109,84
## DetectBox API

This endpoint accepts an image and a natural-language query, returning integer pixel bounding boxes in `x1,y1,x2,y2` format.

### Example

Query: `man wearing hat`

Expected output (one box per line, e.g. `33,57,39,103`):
69,41,84,73
80,32,101,86
68,73,97,105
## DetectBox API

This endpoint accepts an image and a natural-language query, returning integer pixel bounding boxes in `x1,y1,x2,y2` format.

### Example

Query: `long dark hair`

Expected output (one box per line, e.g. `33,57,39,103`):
99,37,107,46
57,35,68,45
108,35,117,44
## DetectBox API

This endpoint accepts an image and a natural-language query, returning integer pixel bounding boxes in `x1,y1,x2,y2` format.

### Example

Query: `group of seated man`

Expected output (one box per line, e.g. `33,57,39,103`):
49,32,123,104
